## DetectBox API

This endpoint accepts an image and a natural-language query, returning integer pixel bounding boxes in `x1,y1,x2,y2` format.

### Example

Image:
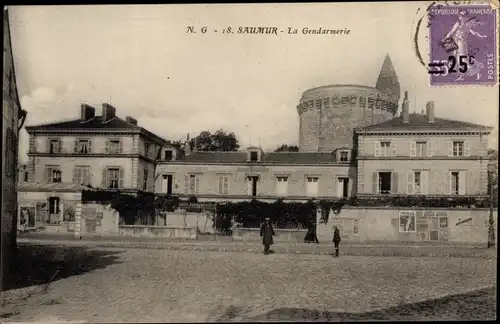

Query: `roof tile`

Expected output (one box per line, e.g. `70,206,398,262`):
175,151,340,164
26,116,140,131
357,113,491,131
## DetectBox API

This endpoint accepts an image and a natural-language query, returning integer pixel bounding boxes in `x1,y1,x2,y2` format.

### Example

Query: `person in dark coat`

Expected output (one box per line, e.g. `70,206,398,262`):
333,226,341,257
260,217,275,255
304,221,319,243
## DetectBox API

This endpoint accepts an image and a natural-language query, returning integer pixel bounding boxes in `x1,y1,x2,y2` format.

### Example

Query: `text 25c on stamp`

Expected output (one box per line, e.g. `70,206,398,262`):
428,4,497,86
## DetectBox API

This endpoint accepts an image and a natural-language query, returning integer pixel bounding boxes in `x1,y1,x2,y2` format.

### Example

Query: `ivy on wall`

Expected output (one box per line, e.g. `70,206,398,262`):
82,190,494,228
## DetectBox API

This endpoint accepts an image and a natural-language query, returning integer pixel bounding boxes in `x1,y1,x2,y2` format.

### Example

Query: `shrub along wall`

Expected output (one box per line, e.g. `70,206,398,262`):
82,191,494,232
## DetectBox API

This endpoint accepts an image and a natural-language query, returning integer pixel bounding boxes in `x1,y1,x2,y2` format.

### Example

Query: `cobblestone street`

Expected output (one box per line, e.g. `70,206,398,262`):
2,246,497,322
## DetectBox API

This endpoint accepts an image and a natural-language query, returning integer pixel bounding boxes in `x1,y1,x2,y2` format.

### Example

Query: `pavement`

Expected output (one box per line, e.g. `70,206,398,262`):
1,245,497,322
16,233,497,258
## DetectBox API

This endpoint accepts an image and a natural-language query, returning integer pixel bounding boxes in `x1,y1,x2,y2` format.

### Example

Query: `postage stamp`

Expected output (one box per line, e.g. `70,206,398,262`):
428,4,497,86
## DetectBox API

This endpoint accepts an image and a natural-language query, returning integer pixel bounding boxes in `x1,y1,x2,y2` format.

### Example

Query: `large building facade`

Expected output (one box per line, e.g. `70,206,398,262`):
155,146,356,202
355,95,492,197
17,53,493,235
19,104,167,231
2,8,28,288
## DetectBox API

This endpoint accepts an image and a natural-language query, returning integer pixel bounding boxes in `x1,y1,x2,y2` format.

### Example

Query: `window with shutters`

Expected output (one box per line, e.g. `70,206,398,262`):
75,139,91,154
453,141,464,156
73,166,91,186
377,172,392,194
247,176,259,197
380,141,391,157
217,175,230,195
108,139,122,154
185,174,200,195
45,166,62,183
275,176,289,196
407,171,428,195
305,177,319,197
451,172,459,194
416,142,427,157
105,168,123,189
144,142,151,158
359,96,366,107
49,138,61,154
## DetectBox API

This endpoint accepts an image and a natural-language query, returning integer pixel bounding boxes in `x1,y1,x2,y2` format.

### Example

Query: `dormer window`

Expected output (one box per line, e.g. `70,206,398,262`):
340,151,349,162
164,150,173,161
247,148,262,162
336,149,351,163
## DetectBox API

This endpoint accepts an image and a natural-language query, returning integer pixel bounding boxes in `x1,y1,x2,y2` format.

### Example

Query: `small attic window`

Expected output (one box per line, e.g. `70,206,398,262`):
250,151,258,162
340,151,349,162
164,150,173,161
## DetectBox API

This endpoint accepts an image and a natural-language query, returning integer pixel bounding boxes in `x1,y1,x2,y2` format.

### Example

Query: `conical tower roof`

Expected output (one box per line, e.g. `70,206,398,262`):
375,54,401,103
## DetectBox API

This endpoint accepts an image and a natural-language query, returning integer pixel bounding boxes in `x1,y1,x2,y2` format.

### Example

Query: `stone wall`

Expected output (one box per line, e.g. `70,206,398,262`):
2,10,22,289
118,225,197,239
17,191,120,237
157,211,214,234
316,207,497,245
297,85,397,152
233,228,308,243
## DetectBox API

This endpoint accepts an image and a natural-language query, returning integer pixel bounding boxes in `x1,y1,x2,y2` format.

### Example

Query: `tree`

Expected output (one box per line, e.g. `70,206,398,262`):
190,129,240,152
275,144,299,152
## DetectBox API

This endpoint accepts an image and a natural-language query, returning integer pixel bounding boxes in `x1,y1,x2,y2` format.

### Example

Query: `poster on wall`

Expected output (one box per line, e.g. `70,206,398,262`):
353,219,359,235
63,202,76,222
35,202,48,224
399,211,416,233
19,205,36,229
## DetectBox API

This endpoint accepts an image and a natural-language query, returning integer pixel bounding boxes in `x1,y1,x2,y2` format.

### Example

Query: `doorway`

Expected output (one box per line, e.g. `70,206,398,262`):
162,174,173,195
337,177,349,198
247,176,259,197
378,172,392,194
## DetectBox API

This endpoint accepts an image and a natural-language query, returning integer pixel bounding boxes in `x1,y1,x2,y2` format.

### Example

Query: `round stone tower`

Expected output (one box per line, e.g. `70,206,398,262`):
297,54,401,152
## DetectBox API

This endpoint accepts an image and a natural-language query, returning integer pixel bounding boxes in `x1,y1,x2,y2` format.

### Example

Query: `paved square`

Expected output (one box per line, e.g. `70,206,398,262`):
3,248,496,322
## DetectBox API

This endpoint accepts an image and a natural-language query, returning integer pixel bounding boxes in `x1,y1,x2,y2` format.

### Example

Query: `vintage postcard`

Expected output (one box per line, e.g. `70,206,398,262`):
2,2,498,323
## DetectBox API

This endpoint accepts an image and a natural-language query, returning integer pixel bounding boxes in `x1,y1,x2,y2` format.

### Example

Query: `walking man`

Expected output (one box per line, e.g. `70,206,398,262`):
333,225,341,257
260,217,275,255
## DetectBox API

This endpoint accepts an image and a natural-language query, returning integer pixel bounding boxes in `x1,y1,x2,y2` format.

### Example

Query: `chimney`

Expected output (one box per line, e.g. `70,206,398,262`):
102,103,116,122
184,133,191,155
125,116,138,126
80,104,95,122
402,91,409,124
426,101,435,123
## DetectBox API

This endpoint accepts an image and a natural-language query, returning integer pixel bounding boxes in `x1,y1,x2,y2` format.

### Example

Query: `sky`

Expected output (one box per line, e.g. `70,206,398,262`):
9,3,499,163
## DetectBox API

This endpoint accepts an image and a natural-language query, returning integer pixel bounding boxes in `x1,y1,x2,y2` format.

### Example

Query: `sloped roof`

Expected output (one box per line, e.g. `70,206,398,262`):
25,115,168,145
356,113,491,132
26,116,140,131
173,151,340,164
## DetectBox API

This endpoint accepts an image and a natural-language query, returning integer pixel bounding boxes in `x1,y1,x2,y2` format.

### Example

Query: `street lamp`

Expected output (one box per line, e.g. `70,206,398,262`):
487,163,497,248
